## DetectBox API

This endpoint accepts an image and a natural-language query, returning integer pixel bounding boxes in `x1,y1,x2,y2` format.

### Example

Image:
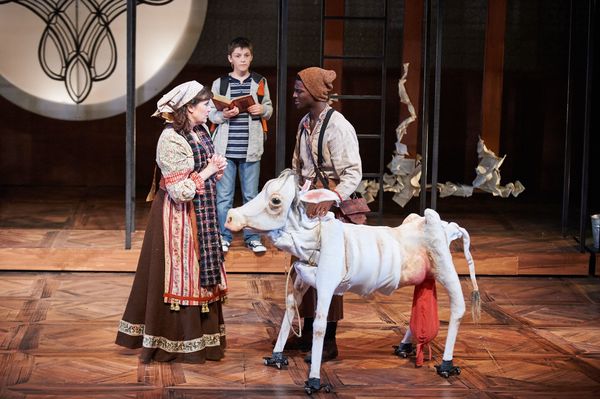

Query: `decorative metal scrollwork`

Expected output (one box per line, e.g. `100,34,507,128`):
0,0,173,103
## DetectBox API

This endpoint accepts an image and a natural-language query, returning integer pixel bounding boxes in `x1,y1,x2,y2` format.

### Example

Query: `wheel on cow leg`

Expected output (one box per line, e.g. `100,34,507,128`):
393,343,415,358
263,352,289,370
304,378,332,395
435,359,461,378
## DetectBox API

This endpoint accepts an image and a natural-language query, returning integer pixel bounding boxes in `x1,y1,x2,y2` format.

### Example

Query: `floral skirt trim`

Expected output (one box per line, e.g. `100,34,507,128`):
163,288,227,306
118,320,226,353
118,320,145,336
163,267,228,308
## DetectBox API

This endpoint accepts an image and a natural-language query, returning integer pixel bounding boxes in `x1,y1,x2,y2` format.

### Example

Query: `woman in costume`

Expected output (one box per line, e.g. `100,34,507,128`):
116,80,229,363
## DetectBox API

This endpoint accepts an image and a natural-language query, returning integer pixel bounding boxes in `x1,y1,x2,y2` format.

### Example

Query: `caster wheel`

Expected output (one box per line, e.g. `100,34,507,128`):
435,360,460,378
304,378,331,395
263,353,288,369
393,343,415,358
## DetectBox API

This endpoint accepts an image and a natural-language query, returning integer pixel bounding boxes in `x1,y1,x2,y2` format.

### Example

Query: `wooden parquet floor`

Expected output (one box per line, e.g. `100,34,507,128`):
1,272,600,398
0,187,288,273
0,186,593,274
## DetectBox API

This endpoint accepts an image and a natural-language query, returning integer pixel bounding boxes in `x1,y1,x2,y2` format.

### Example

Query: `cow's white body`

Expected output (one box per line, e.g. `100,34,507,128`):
225,170,479,393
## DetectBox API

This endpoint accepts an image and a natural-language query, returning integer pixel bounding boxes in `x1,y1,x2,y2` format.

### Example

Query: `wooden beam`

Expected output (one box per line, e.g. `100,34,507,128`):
480,0,507,154
323,0,344,111
401,0,424,157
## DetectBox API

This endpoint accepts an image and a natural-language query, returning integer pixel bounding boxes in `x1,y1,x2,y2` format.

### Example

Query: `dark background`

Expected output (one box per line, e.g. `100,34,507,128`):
0,0,598,232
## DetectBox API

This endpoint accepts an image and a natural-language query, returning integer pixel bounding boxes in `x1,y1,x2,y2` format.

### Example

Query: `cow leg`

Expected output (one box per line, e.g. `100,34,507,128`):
304,219,345,393
401,328,413,343
305,289,335,394
394,328,415,358
435,264,465,377
423,209,465,377
273,274,310,353
265,272,310,370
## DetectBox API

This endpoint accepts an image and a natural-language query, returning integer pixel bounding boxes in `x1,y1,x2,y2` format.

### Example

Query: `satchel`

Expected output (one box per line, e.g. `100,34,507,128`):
336,195,370,225
316,178,370,225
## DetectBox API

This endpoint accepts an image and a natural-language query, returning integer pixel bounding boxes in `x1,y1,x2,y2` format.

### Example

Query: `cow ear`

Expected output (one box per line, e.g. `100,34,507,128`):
299,179,312,194
299,188,340,204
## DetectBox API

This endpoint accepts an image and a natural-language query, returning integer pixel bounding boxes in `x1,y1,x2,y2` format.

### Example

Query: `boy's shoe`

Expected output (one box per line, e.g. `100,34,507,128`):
222,240,231,253
246,240,267,253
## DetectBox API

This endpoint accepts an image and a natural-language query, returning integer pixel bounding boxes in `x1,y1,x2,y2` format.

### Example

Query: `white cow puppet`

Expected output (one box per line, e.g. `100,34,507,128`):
225,169,480,395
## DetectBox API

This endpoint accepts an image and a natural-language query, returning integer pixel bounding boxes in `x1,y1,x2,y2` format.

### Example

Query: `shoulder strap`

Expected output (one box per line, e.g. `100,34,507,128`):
317,108,335,166
219,75,229,95
251,72,266,104
209,76,229,135
251,72,264,84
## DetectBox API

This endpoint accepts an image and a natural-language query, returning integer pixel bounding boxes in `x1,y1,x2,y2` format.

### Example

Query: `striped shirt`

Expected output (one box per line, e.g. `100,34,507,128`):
226,76,251,158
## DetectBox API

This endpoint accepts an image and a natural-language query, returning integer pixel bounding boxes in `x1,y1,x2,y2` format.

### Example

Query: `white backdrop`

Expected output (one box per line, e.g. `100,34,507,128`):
0,0,207,120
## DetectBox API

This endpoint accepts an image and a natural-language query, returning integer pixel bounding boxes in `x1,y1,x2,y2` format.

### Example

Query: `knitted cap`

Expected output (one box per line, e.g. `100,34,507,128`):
297,67,336,101
152,80,203,120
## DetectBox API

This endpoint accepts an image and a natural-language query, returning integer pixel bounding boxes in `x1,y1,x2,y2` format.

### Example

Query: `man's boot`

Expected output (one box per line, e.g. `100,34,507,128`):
274,317,313,352
304,321,339,363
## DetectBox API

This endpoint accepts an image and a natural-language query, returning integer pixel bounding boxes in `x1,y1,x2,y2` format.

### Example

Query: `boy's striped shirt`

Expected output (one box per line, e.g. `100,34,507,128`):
226,75,251,159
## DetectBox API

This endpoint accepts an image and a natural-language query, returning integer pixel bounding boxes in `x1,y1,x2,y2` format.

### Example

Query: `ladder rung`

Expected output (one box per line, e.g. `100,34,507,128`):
362,173,383,179
357,134,381,139
324,15,387,21
331,94,381,100
323,55,384,60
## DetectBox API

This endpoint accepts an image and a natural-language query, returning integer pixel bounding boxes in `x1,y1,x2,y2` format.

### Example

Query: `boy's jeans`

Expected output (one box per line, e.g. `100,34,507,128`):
217,158,261,244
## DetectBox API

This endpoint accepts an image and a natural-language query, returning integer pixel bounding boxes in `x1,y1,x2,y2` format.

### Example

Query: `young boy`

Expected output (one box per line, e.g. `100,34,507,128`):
209,37,273,253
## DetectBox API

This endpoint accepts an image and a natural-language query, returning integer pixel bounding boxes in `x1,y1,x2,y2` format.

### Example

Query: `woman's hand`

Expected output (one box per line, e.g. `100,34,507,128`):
211,154,228,171
199,157,221,180
247,104,263,116
223,106,239,119
211,154,227,182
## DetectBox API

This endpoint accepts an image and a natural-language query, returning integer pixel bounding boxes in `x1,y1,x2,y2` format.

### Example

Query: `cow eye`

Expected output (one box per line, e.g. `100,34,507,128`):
268,194,283,212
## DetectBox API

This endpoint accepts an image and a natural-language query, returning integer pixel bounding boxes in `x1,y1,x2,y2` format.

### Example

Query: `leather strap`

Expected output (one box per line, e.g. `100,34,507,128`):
317,108,335,166
304,108,335,189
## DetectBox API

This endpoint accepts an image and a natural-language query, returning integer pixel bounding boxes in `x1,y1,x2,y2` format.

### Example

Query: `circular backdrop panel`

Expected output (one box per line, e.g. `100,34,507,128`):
0,0,207,121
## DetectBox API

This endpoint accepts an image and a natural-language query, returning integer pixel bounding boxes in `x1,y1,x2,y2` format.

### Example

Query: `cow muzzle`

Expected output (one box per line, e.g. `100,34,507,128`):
225,209,246,232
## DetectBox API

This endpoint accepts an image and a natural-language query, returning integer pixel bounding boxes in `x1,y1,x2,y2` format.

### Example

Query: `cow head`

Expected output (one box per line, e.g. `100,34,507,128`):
225,169,340,234
225,169,304,233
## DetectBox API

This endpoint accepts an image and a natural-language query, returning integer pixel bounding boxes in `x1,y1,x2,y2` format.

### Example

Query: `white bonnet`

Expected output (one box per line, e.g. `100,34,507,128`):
152,80,204,120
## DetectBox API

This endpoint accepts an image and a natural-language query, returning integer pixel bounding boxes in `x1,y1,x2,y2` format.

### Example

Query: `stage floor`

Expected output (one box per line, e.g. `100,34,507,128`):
0,186,594,275
1,272,600,398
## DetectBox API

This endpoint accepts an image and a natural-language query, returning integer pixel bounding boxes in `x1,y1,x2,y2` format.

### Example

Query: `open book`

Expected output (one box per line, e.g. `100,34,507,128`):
212,93,256,113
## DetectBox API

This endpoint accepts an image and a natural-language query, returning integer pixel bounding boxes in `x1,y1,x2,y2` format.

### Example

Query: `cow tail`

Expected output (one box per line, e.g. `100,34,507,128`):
456,224,481,323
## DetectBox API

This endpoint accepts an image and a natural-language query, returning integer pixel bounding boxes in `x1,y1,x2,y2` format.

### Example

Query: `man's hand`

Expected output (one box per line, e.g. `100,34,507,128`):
247,104,264,116
306,200,335,218
223,106,239,119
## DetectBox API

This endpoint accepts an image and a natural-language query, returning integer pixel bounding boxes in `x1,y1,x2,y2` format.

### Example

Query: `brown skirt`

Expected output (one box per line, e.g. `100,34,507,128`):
115,190,226,363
